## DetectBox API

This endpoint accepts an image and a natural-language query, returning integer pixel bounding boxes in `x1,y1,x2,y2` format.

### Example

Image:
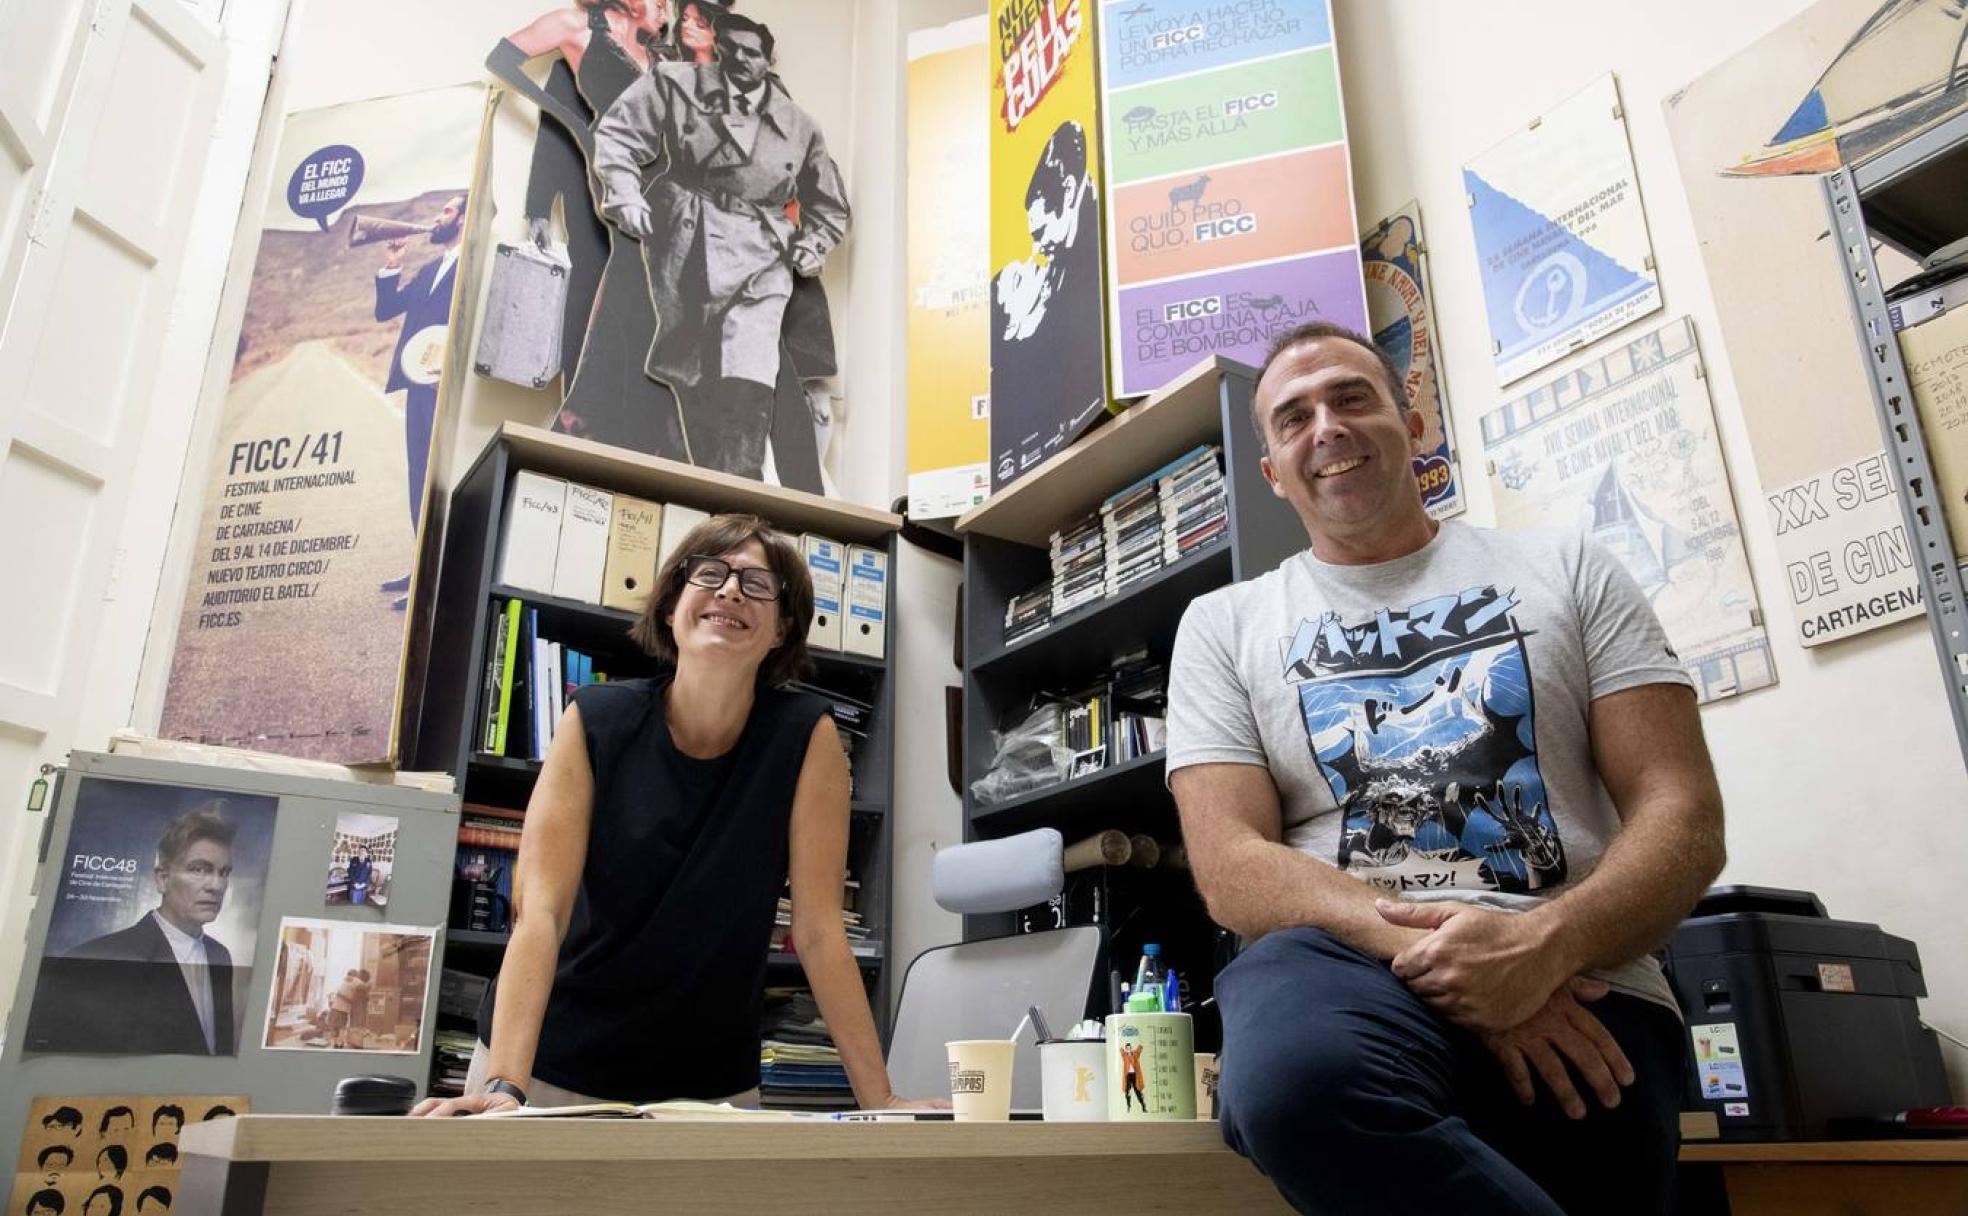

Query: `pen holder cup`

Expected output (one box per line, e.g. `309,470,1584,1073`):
1105,1013,1195,1121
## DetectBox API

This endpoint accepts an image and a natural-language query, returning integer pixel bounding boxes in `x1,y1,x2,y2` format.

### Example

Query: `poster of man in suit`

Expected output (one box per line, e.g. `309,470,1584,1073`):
588,9,850,483
375,192,468,601
484,2,849,492
22,779,276,1056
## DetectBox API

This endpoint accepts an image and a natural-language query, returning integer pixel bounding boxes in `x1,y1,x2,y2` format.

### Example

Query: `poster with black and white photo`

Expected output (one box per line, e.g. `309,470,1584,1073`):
22,778,277,1056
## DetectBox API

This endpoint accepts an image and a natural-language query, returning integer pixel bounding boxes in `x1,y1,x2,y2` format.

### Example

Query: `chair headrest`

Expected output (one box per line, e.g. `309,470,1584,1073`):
931,828,1065,915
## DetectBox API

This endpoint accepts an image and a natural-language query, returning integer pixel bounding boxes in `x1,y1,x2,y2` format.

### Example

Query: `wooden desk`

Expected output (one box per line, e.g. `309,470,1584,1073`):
177,1117,1968,1216
1680,1139,1968,1215
176,1116,1297,1215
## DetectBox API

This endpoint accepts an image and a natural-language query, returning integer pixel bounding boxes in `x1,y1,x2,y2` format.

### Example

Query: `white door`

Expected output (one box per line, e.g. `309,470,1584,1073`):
0,0,226,1016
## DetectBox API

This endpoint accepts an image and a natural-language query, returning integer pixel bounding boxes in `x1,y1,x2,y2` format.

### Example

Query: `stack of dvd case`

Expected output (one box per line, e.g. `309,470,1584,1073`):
1003,583,1053,646
1160,445,1228,559
1101,470,1167,595
1050,512,1106,616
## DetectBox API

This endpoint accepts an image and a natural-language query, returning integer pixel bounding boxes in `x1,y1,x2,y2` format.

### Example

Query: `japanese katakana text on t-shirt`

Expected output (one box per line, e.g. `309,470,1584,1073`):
1167,521,1691,1010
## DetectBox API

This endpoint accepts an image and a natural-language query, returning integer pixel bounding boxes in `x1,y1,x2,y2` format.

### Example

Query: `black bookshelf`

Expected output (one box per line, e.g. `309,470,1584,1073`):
412,424,903,1095
955,358,1304,1025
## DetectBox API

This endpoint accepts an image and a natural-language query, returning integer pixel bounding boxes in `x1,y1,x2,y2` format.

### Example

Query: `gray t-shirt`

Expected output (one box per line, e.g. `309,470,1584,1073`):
1167,520,1690,1011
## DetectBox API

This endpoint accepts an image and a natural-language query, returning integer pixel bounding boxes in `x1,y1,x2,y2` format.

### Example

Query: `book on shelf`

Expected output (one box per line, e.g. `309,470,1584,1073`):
478,597,615,760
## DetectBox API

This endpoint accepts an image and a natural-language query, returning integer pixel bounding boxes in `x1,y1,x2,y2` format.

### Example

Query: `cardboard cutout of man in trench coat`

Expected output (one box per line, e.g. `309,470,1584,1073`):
589,11,849,480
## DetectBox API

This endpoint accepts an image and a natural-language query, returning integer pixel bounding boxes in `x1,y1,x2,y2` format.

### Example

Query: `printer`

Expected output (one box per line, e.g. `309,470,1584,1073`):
1664,885,1951,1141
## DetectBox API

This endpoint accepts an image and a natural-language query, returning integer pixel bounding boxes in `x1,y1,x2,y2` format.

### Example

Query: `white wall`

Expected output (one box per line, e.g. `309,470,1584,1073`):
0,0,295,1030
1332,0,1968,1093
110,0,975,1024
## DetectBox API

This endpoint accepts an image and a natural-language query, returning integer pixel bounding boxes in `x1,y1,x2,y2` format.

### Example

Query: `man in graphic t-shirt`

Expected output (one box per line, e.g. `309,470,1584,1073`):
1166,321,1726,1216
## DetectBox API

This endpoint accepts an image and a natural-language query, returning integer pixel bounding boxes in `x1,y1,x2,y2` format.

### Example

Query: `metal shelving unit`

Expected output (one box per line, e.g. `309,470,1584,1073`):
1822,104,1968,773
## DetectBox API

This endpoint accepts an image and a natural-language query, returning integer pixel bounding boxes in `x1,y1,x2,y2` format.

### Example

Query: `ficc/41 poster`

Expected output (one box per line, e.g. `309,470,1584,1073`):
159,85,491,764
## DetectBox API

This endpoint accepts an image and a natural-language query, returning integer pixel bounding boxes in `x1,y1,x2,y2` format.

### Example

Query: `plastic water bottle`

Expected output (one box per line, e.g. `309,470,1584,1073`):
1130,944,1167,1012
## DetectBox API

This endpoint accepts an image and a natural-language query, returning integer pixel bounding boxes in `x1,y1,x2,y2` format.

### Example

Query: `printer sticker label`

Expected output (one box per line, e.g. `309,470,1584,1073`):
1723,1102,1750,1118
1691,1022,1748,1101
1817,962,1856,993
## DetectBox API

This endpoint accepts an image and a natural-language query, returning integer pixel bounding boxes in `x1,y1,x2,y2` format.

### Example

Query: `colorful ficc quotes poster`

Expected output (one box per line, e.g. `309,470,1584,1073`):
159,85,489,763
1098,0,1367,399
1361,203,1463,520
907,16,992,520
990,0,1112,491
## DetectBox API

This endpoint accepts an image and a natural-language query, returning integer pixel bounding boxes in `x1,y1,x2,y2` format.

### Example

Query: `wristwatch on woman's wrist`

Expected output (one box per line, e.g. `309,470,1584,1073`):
485,1077,528,1107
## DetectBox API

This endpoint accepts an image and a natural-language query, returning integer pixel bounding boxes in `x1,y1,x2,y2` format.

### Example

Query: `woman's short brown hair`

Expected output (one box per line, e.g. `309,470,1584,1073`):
630,513,813,687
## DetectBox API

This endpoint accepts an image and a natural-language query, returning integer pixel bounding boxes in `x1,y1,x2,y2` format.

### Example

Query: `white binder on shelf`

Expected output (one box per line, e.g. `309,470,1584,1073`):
843,544,888,659
495,471,566,594
658,504,710,572
803,534,845,651
551,482,613,604
602,495,664,612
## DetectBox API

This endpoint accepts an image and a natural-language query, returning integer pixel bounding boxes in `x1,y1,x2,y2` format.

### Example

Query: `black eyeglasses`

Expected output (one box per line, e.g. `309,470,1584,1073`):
681,554,781,601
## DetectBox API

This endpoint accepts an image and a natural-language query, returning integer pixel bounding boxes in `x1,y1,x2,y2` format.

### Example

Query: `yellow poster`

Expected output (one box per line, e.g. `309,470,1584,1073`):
907,18,992,520
990,0,1111,491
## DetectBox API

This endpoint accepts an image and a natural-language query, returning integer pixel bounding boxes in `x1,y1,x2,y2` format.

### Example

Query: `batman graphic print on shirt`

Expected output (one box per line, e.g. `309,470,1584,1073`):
1284,584,1565,894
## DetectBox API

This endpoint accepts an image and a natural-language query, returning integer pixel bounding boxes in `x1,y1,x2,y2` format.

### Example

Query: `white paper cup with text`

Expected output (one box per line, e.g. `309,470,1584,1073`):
946,1039,1015,1121
1039,1040,1108,1122
1106,1013,1196,1121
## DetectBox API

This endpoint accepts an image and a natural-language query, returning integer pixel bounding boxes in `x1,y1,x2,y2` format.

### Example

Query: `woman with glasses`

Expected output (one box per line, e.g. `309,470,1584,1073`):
413,514,935,1114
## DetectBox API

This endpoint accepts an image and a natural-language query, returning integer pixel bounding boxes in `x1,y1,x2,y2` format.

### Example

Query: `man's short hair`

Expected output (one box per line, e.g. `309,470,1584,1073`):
150,1104,183,1134
1251,321,1408,453
38,1144,74,1169
715,11,774,59
155,804,236,870
135,1188,171,1214
84,1185,121,1216
1027,121,1087,212
143,1143,177,1167
43,1106,84,1134
98,1107,135,1135
26,1189,64,1215
200,1104,236,1122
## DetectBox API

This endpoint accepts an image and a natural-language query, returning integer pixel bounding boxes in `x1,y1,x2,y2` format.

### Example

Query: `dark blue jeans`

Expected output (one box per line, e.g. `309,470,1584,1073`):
1216,927,1685,1216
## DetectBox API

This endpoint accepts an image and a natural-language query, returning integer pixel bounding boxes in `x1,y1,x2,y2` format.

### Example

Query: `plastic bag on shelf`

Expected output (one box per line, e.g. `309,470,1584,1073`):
969,702,1071,806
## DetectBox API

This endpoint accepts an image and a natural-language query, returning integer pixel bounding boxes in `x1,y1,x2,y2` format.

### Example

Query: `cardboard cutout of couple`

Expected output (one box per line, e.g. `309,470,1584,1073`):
487,0,846,494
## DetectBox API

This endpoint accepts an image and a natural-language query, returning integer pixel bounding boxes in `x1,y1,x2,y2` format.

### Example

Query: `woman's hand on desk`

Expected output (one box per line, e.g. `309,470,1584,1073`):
867,1093,952,1112
408,1092,522,1118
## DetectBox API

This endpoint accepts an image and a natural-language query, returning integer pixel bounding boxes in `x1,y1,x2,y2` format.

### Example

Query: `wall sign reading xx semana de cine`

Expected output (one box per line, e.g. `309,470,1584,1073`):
1766,451,1923,646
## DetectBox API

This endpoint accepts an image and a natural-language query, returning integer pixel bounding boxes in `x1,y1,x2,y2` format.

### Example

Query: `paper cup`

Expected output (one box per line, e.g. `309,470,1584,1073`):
1192,1052,1219,1121
1106,1013,1195,1121
1039,1041,1108,1122
946,1039,1014,1121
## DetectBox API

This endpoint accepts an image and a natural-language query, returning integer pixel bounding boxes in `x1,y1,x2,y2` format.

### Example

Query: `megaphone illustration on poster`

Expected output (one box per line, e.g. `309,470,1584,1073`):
347,213,435,248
